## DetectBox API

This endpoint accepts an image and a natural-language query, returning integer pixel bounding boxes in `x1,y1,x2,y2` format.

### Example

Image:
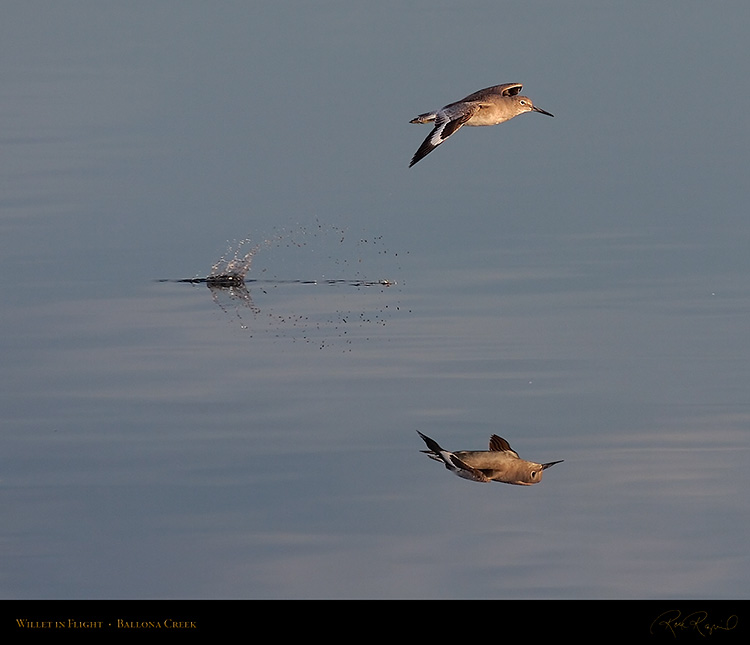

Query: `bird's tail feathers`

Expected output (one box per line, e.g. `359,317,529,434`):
410,112,436,124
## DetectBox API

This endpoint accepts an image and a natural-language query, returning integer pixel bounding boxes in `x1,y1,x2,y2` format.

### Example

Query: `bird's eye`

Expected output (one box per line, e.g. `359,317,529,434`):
519,100,526,105
531,471,537,478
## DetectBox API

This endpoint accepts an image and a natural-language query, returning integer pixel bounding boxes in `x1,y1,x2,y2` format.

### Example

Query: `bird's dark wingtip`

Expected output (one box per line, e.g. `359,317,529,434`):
409,141,434,168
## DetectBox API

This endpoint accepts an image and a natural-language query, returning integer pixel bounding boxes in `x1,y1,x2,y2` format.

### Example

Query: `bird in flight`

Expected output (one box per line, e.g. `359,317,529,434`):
409,83,553,167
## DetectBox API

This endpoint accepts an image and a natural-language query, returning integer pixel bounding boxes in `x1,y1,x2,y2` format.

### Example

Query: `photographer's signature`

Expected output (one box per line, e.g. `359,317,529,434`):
650,609,738,638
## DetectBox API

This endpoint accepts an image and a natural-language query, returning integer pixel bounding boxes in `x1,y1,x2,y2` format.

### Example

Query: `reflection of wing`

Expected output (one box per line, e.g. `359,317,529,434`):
488,434,520,458
417,431,491,483
447,454,491,482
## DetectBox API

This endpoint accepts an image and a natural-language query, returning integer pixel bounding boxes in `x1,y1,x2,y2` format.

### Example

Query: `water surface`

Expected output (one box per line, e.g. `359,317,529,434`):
2,2,749,599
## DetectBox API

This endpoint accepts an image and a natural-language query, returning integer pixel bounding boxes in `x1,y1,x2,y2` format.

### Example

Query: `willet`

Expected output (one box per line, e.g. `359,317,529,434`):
409,83,553,167
417,430,563,485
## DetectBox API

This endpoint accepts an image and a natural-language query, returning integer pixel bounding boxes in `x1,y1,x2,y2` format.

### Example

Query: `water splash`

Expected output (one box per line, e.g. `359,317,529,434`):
159,223,405,347
208,237,263,285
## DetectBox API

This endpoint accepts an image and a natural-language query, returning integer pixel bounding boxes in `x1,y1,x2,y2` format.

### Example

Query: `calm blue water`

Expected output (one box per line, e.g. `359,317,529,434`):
2,2,749,599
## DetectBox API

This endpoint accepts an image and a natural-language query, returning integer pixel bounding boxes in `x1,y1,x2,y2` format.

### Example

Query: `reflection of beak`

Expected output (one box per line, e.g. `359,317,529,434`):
541,460,564,470
532,105,554,117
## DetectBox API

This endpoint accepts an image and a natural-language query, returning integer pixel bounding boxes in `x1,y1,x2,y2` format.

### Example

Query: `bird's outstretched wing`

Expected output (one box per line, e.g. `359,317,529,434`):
409,103,479,167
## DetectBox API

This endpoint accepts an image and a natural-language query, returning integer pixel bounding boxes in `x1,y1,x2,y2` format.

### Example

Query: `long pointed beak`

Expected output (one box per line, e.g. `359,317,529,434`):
541,460,564,470
532,105,554,117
